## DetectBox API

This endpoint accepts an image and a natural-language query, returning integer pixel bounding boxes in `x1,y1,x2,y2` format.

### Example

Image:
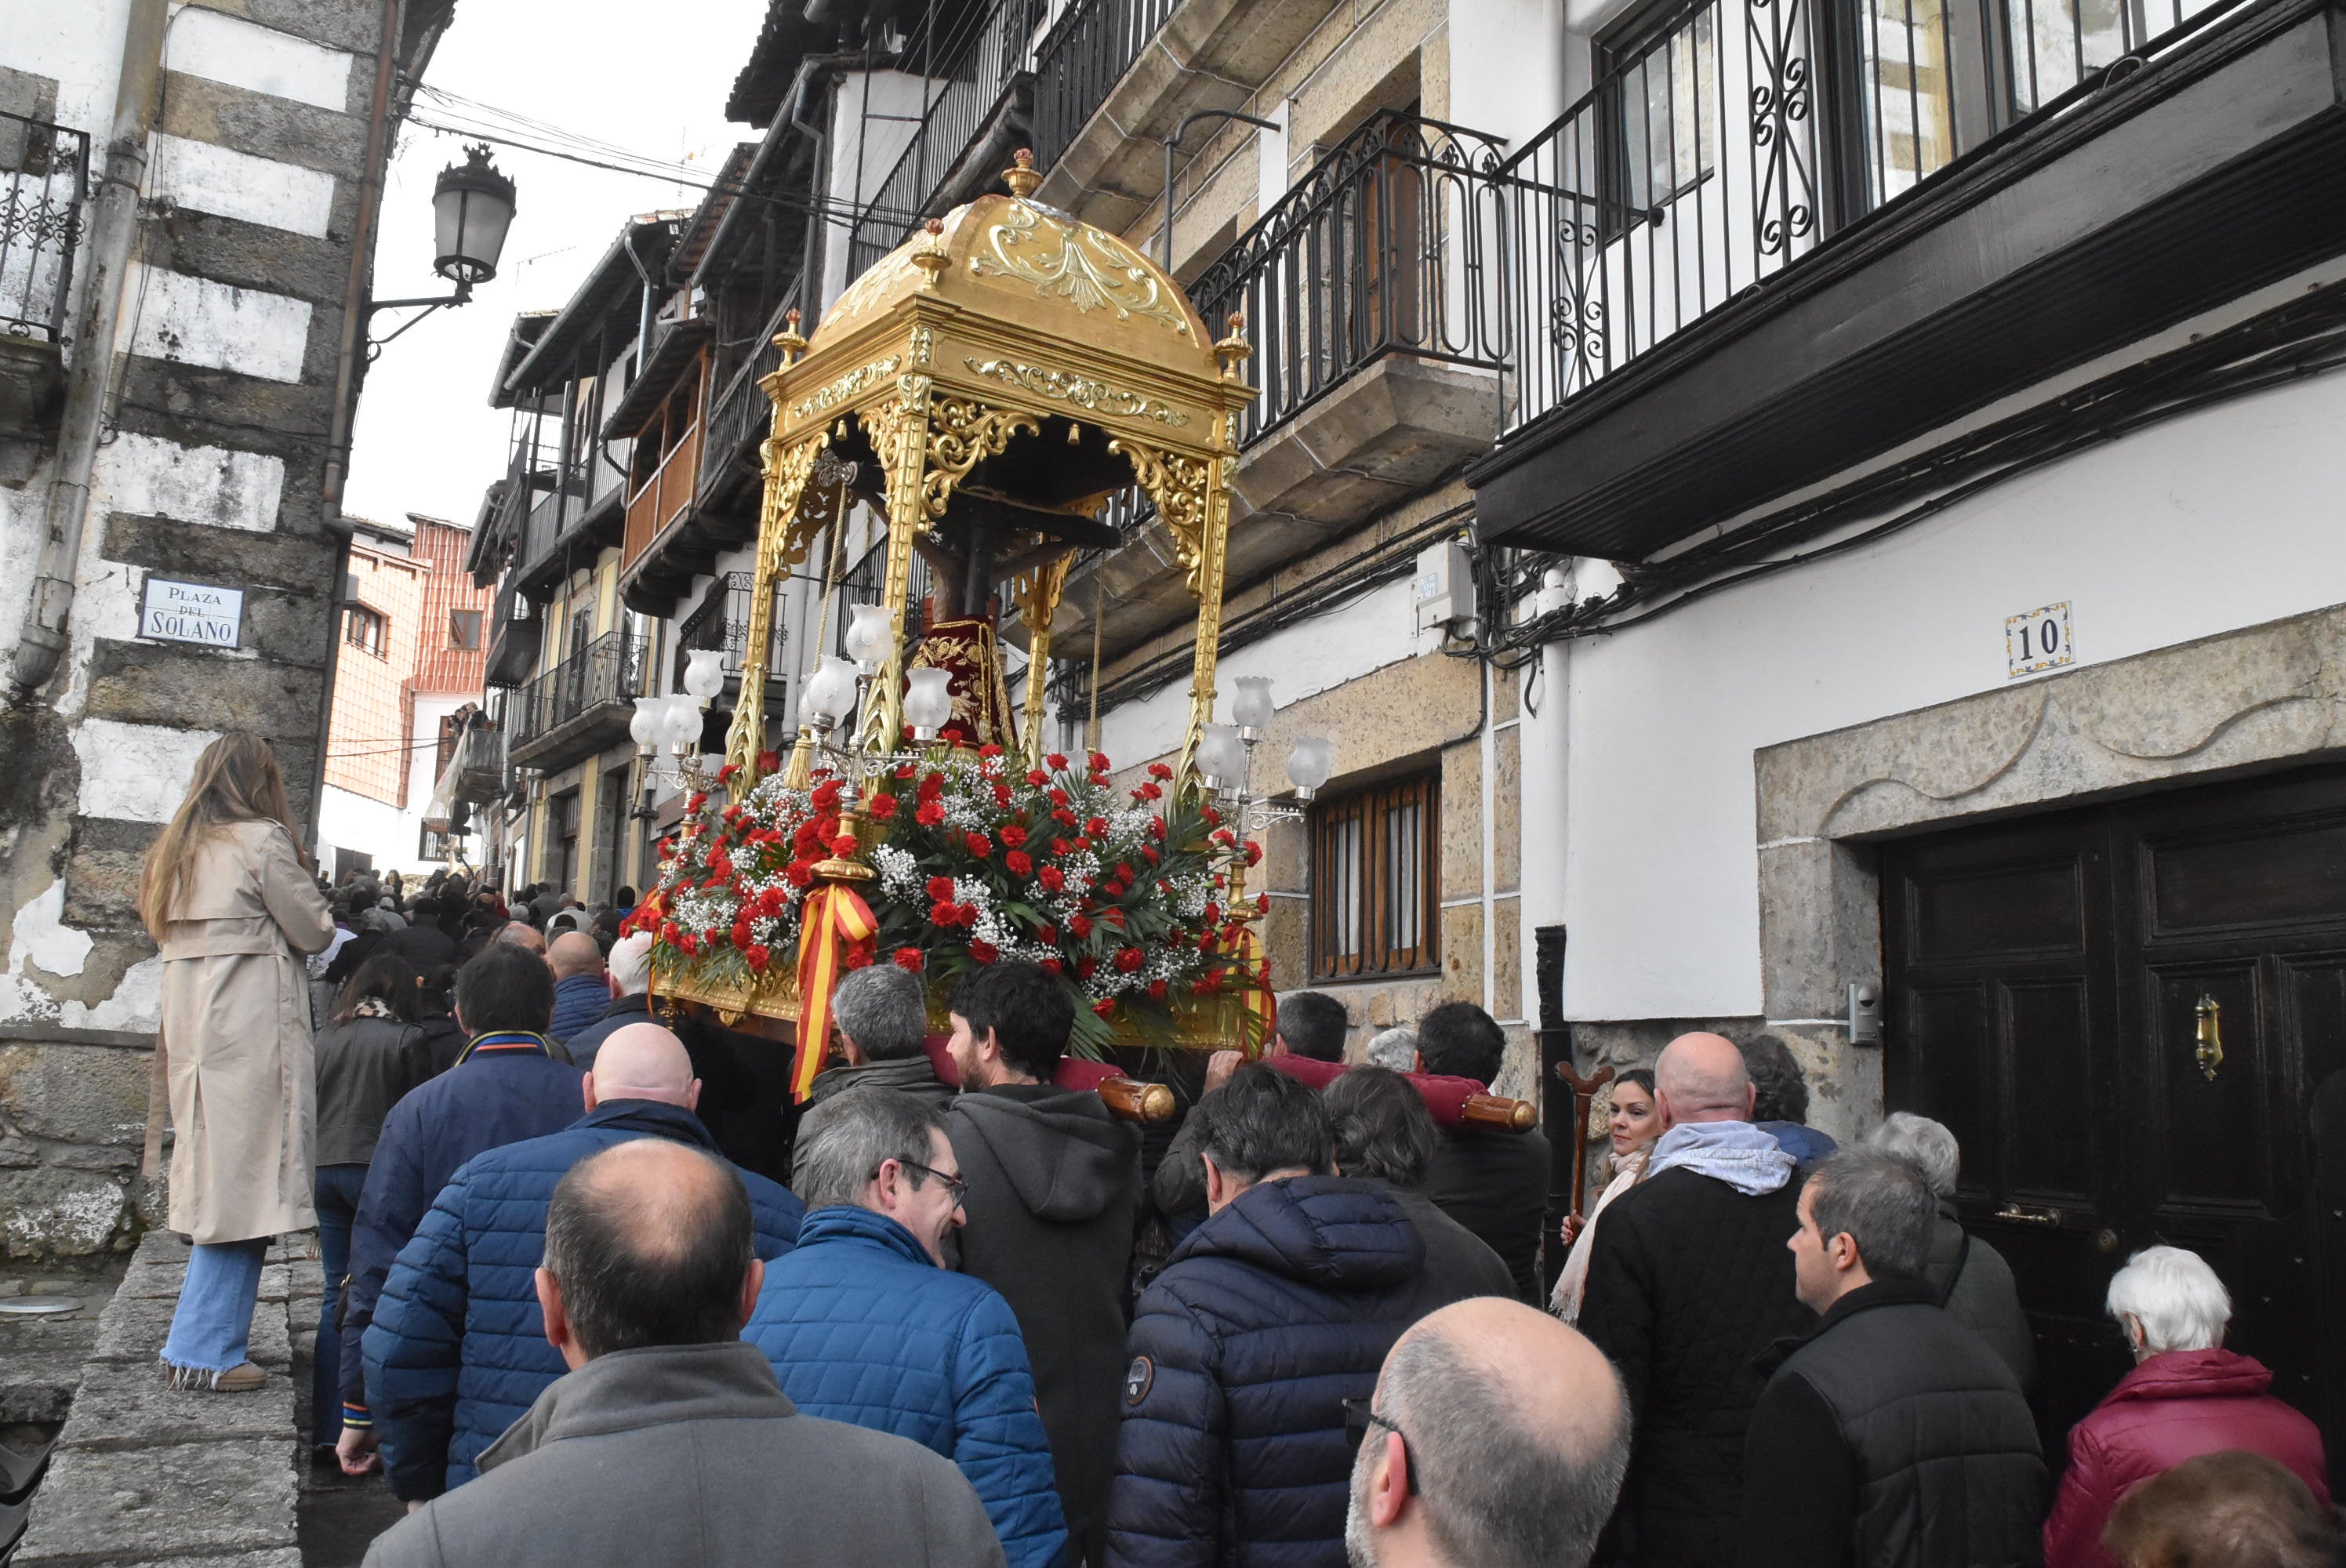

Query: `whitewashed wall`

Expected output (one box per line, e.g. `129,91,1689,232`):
1546,368,2346,1022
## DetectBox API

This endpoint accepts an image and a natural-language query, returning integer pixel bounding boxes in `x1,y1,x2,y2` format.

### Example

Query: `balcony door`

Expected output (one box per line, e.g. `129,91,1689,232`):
1883,763,2346,1475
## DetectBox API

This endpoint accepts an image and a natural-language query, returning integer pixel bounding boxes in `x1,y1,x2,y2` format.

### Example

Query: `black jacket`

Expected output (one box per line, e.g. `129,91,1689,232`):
314,1012,434,1167
950,1083,1142,1564
1385,1182,1515,1304
1422,1122,1553,1301
559,993,652,1072
1578,1162,1814,1568
1107,1174,1446,1568
1737,1277,2045,1568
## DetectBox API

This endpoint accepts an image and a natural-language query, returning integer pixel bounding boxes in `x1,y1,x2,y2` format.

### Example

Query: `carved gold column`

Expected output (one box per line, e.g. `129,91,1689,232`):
725,433,826,796
1108,436,1218,789
1015,554,1072,766
851,379,934,755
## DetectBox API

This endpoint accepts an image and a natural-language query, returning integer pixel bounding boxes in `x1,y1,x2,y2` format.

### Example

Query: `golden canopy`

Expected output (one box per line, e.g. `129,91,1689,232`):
721,150,1255,793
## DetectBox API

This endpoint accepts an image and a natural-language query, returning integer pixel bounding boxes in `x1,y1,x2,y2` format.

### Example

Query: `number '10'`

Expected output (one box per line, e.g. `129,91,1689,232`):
2018,619,2061,659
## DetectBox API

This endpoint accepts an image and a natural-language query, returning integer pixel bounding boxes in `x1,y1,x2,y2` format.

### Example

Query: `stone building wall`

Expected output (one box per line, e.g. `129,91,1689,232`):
0,0,445,1258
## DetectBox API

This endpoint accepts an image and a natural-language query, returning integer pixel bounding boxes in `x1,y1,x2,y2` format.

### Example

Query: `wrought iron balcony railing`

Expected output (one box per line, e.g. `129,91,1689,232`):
1030,0,1179,170
845,0,1047,277
698,280,805,506
509,632,651,750
1494,0,2253,430
0,111,88,343
673,571,789,693
1193,112,1513,447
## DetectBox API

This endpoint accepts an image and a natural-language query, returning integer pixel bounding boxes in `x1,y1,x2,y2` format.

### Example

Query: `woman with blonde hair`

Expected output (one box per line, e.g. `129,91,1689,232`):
1549,1066,1661,1322
141,732,334,1390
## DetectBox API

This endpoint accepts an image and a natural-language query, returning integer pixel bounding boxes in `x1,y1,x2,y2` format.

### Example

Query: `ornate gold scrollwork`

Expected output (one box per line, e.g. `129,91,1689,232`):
788,354,902,422
908,325,935,368
961,357,1189,427
969,201,1193,337
922,396,1040,520
1108,437,1214,593
846,378,939,754
726,431,832,790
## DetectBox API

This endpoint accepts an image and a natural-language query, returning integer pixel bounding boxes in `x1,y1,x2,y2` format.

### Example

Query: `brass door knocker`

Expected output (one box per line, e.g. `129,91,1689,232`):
2194,994,2224,1082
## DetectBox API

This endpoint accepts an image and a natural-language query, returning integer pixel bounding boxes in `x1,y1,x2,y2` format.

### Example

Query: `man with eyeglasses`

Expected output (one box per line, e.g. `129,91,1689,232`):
745,1088,1067,1568
1343,1298,1632,1568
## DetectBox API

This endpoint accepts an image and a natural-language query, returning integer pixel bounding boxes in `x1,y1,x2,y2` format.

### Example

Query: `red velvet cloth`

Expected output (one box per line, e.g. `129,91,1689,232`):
1259,1052,1502,1131
918,1031,1124,1096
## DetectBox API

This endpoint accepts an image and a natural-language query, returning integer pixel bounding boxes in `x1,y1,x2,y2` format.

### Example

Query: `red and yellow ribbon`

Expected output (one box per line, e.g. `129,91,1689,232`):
791,882,879,1102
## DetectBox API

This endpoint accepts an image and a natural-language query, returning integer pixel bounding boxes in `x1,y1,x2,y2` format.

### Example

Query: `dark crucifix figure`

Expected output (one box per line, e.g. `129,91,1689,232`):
910,488,1122,621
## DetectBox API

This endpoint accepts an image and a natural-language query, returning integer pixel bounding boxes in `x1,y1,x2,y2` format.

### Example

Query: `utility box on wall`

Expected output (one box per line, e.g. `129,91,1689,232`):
1414,539,1474,633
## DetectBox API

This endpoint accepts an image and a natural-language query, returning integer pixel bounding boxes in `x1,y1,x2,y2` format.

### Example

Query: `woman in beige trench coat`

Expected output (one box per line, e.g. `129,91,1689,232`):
141,733,334,1390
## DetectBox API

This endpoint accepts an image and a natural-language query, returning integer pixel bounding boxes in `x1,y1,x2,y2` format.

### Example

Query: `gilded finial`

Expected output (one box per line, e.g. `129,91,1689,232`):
910,219,950,289
1002,147,1042,200
1213,310,1252,379
773,307,808,366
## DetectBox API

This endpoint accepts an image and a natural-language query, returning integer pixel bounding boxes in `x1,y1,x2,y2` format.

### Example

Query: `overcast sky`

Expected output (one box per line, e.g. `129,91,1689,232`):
342,0,771,532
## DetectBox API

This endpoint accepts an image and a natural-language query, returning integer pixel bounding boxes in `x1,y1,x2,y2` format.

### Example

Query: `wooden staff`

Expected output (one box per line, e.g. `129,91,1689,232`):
1554,1061,1615,1217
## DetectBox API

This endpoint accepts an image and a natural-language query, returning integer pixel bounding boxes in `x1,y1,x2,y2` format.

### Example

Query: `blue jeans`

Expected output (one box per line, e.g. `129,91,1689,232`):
313,1163,369,1446
160,1236,268,1383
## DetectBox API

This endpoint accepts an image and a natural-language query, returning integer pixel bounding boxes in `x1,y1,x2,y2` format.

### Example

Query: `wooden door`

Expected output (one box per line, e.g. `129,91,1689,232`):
1884,762,2346,1479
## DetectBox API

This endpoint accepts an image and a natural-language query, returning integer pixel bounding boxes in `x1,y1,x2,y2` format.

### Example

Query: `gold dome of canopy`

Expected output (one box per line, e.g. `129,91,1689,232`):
794,152,1229,418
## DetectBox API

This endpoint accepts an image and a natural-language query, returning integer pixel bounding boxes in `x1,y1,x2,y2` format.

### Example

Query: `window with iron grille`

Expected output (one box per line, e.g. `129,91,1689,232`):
345,604,387,657
1310,769,1440,981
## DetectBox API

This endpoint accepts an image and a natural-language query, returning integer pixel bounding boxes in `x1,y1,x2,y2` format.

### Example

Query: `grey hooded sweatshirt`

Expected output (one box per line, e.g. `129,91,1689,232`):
949,1083,1142,1566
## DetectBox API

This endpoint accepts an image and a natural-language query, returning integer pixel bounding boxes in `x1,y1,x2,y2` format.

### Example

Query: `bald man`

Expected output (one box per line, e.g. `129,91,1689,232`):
494,920,546,955
361,1023,805,1504
365,1140,1002,1568
1346,1299,1631,1568
545,932,609,1045
1574,1033,1811,1568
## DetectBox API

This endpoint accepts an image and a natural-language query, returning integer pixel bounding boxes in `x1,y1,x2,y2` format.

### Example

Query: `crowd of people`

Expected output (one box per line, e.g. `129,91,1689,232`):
135,733,2344,1568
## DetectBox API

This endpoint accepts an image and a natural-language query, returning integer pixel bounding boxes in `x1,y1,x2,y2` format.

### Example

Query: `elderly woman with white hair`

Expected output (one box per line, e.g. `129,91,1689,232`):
2041,1244,2332,1568
1864,1112,2036,1388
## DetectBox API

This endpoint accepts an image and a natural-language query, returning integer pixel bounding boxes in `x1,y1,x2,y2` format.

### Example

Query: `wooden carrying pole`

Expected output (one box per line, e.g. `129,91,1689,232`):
1554,1062,1616,1215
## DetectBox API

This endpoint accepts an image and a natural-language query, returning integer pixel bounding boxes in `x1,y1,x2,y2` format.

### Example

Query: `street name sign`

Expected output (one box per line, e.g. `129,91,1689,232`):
140,578,244,649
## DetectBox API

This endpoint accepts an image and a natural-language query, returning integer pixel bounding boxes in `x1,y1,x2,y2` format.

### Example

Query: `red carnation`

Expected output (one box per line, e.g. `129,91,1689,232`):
1046,753,1068,770
1068,913,1091,938
1257,893,1269,913
1035,923,1058,945
1142,846,1160,864
1052,808,1078,828
916,800,946,826
745,944,770,972
999,824,1028,848
1244,841,1262,866
893,947,926,972
968,939,1000,964
757,887,786,916
1078,955,1099,978
786,862,814,887
1114,946,1143,973
688,792,708,813
1147,762,1174,781
978,743,1004,760
811,780,842,811
1006,850,1033,877
831,833,859,858
1084,816,1109,838
756,750,779,773
1040,956,1063,975
1105,909,1127,927
1048,788,1071,808
1148,816,1166,840
1148,978,1168,1000
732,922,754,949
1201,805,1222,827
678,933,698,956
1211,829,1236,848
867,792,899,819
1135,782,1162,802
992,782,1014,808
931,900,959,926
1039,866,1065,892
926,875,956,902
717,763,739,784
660,920,680,944
1092,998,1117,1019
965,832,992,858
844,948,873,970
1026,768,1049,786
1088,751,1111,771
894,762,917,781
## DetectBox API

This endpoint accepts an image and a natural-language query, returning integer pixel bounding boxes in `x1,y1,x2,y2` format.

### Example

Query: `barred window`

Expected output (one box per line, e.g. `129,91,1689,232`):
1311,770,1440,980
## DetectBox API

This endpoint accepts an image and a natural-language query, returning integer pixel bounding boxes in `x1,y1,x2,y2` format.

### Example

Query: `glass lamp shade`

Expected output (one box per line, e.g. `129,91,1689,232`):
903,667,953,733
844,604,895,670
629,695,666,751
432,144,516,285
659,693,705,750
1198,723,1247,789
1285,735,1335,795
1231,676,1276,733
681,648,727,702
801,655,860,726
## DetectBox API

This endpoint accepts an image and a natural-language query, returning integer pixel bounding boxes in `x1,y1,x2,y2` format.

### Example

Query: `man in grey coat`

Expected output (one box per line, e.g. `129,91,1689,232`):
362,1137,1004,1568
791,962,957,1189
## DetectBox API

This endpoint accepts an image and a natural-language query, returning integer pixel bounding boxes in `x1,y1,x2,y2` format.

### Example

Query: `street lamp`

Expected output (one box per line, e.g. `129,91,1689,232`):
368,143,517,354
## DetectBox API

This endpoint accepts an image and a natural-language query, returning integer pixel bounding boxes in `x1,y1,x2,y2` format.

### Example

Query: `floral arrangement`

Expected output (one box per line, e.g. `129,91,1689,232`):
628,745,1269,1054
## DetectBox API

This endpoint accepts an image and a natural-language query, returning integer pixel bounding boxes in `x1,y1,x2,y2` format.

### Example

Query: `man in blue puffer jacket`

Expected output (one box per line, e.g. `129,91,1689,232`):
362,1023,804,1502
1107,1065,1451,1568
746,1087,1066,1568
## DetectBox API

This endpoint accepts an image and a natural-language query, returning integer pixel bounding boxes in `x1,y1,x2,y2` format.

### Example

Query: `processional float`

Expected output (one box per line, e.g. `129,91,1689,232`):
632,151,1531,1135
